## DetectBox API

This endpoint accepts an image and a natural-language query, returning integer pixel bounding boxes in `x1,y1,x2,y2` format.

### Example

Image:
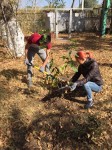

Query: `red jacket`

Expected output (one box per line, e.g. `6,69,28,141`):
28,33,52,49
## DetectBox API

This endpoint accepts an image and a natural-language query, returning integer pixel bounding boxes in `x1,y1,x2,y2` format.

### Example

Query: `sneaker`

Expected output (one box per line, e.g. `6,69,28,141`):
84,101,94,109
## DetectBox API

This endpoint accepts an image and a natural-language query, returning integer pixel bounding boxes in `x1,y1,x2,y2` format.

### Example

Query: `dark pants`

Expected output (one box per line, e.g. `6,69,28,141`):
27,44,50,83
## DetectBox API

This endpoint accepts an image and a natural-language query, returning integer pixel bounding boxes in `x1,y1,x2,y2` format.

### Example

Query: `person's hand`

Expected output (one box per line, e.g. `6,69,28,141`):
39,66,45,73
69,82,77,91
24,59,32,66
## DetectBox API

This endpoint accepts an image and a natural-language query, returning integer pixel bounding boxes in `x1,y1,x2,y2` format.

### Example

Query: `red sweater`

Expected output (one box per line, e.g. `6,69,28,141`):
28,33,52,49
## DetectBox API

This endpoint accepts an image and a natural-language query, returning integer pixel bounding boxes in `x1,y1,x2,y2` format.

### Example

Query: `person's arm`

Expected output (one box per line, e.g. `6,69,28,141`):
24,42,32,66
24,35,31,59
25,43,30,59
71,66,81,82
39,40,51,72
68,66,81,91
41,42,51,67
42,49,50,67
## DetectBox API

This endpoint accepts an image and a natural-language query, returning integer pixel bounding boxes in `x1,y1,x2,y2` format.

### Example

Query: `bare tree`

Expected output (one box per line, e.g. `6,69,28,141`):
71,0,75,8
45,0,65,8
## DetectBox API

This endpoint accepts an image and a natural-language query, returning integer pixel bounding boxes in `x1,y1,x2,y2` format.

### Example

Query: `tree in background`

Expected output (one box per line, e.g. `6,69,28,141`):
79,0,98,8
84,0,98,8
71,0,75,8
0,0,19,21
45,0,65,8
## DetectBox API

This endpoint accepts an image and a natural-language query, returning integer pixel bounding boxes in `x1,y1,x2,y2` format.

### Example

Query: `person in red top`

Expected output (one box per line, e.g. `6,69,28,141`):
24,32,52,87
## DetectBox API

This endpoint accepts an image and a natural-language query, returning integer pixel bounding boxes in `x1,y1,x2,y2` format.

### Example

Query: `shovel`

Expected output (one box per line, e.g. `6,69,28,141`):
55,84,70,91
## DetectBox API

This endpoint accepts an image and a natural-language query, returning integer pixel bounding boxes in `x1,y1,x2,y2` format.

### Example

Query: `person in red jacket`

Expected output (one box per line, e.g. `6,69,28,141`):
69,51,103,109
24,32,52,87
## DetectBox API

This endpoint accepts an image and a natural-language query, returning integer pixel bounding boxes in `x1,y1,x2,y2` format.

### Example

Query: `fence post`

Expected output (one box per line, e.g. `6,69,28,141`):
69,8,72,38
82,0,84,10
55,8,58,39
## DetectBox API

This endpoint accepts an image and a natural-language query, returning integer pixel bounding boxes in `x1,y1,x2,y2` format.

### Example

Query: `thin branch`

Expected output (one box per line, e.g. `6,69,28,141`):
71,0,75,8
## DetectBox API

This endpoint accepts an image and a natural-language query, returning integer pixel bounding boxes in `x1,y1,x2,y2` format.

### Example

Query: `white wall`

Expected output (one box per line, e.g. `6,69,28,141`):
46,12,103,33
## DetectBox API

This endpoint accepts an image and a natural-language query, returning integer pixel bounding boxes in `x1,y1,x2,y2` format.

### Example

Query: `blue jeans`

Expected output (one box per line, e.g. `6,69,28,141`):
83,82,102,101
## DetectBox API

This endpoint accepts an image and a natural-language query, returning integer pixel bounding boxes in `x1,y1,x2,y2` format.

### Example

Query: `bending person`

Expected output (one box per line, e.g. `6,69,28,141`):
24,32,52,87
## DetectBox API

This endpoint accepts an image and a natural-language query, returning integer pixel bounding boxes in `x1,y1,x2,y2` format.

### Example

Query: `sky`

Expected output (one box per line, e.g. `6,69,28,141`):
19,0,103,8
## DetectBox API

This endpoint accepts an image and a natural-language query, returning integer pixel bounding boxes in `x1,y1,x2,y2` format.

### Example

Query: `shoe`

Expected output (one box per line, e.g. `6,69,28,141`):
84,101,94,109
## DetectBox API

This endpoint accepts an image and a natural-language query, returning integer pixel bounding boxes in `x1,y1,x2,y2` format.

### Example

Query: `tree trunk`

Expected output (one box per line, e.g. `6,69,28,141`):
0,3,25,57
0,2,16,56
71,0,75,8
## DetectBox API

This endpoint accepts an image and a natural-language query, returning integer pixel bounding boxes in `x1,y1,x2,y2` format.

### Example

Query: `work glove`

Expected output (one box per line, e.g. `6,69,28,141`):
39,66,45,73
69,82,77,92
24,59,32,66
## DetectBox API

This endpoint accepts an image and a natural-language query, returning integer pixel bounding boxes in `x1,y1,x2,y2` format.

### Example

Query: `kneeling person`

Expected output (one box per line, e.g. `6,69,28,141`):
69,51,103,109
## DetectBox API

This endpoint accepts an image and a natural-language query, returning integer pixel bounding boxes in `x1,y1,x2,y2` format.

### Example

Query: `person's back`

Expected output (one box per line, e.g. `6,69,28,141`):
28,33,42,44
26,33,51,49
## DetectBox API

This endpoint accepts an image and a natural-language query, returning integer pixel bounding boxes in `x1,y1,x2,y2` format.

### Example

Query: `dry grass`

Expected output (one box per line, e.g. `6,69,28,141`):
0,33,112,150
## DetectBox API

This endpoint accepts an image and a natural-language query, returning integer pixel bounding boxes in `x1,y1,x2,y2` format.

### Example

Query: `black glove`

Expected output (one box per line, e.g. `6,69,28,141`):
69,82,77,91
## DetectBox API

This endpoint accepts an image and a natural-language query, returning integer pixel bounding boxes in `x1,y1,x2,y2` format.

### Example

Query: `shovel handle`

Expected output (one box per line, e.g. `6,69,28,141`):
34,65,48,75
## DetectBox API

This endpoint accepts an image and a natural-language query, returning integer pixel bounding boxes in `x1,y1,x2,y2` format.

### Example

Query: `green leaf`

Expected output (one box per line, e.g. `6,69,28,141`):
68,61,78,72
61,56,69,60
59,63,68,74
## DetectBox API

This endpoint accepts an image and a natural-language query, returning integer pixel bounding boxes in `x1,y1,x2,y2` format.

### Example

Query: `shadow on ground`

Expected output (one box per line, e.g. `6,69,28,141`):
7,108,27,150
0,69,26,81
0,81,11,101
26,112,101,150
41,86,87,104
6,107,102,150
